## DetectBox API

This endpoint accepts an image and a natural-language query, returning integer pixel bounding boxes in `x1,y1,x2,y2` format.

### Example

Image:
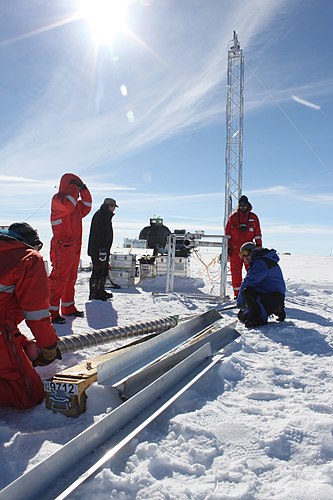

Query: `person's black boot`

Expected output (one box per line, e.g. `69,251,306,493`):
102,277,113,299
276,309,286,321
89,278,103,300
52,315,66,324
89,278,108,301
68,310,84,318
244,318,267,328
91,278,108,302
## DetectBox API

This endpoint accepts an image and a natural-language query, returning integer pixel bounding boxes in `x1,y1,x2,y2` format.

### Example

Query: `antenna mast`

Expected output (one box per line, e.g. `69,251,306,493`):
220,31,244,299
224,30,244,226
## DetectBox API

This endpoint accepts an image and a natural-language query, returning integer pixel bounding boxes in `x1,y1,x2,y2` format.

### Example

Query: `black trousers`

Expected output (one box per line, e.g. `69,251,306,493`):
91,257,109,280
242,287,285,320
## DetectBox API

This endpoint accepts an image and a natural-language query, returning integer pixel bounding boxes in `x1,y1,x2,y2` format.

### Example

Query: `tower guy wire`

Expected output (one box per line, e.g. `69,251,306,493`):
245,61,333,179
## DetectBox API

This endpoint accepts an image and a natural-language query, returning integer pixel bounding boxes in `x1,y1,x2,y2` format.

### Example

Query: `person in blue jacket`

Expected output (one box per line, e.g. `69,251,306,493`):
236,242,286,328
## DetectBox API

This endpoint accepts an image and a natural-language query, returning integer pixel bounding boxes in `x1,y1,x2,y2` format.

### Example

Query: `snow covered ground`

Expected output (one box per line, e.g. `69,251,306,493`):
1,249,333,499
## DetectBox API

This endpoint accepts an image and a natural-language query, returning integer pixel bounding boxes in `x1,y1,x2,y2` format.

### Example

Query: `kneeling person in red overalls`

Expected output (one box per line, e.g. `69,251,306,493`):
0,223,61,410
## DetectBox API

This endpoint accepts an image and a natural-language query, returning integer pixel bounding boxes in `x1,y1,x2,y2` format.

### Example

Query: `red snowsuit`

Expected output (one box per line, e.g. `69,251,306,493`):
225,202,262,298
0,235,58,409
49,173,92,318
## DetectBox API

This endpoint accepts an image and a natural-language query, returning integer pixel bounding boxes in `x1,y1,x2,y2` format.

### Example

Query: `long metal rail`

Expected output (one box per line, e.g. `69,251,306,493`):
0,319,239,500
56,344,237,500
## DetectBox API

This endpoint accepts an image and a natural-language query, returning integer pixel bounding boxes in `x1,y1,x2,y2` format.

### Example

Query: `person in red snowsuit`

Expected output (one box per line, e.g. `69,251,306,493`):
225,195,262,299
0,223,60,410
49,173,92,324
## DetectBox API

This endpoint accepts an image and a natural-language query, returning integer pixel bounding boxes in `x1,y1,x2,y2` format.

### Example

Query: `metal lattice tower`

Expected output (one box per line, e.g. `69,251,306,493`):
220,31,244,299
224,31,244,227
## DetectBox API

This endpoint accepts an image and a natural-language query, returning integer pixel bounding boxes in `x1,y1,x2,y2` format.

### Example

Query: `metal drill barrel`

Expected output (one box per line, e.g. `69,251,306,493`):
58,315,179,354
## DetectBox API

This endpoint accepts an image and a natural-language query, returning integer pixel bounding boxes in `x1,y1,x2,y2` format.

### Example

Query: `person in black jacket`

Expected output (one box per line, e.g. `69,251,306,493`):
87,198,118,300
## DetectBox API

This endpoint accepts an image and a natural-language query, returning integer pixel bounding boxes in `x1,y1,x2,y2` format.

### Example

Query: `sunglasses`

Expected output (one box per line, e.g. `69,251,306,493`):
240,250,250,259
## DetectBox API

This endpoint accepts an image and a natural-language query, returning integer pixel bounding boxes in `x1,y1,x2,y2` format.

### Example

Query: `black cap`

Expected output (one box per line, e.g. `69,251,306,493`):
8,222,43,250
103,198,118,207
239,195,249,205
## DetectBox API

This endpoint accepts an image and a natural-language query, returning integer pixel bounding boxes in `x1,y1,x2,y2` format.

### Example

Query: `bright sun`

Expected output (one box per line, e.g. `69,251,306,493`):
78,0,128,45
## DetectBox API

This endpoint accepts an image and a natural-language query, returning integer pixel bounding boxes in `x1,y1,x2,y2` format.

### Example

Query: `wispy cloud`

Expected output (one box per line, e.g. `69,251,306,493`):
249,185,333,205
0,0,293,178
245,78,332,111
0,175,48,183
1,1,331,256
292,95,321,110
264,224,333,234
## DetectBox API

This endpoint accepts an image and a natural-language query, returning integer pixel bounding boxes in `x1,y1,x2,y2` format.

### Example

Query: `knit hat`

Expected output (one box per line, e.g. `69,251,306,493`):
8,222,43,250
239,195,249,205
239,241,255,259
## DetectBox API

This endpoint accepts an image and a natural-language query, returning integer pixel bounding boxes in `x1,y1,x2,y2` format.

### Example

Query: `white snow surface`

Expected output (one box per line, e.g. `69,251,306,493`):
1,250,333,499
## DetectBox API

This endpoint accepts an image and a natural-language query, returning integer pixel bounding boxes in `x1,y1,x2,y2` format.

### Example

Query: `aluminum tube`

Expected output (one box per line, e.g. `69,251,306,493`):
199,234,224,239
197,241,223,248
58,315,179,354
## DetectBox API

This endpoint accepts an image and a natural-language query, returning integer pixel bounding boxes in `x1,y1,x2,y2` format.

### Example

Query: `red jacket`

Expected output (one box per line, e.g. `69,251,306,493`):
0,235,58,348
225,202,262,253
50,173,92,244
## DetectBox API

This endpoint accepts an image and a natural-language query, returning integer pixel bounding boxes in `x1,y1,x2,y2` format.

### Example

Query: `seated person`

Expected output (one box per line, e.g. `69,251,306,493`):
236,242,286,328
139,217,171,256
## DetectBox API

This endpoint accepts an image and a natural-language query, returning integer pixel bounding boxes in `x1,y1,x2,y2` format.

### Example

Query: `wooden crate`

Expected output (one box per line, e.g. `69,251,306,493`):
44,334,157,417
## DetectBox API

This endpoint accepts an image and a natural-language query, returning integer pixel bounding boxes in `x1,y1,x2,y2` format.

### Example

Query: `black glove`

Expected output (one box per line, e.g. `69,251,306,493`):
33,343,62,367
70,179,86,189
228,247,232,257
98,249,107,262
237,309,247,323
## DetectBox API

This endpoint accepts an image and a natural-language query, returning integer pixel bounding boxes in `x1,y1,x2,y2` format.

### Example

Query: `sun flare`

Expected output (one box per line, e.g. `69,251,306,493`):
79,0,128,45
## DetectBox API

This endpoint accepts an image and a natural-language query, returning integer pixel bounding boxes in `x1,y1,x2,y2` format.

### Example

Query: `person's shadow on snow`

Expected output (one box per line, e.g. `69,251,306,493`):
263,321,333,357
287,307,333,327
85,300,118,329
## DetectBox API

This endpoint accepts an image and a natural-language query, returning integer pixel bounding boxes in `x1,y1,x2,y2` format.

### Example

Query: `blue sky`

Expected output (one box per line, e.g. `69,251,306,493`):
0,0,332,258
